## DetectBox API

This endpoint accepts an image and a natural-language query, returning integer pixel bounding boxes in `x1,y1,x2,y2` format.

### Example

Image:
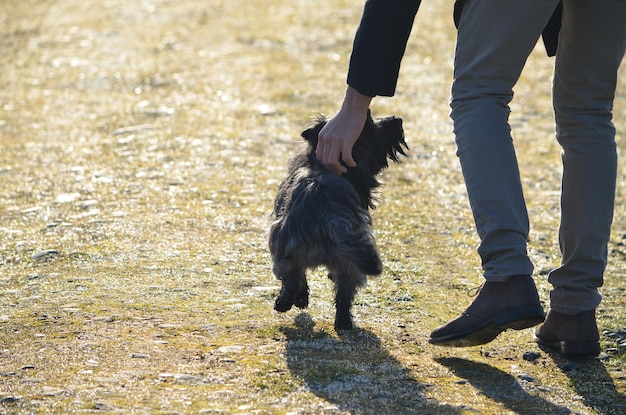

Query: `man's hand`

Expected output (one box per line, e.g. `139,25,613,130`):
316,86,373,175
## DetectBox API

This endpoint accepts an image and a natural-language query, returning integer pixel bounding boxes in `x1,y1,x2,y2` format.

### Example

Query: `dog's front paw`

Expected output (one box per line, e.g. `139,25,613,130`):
274,295,294,312
294,289,309,309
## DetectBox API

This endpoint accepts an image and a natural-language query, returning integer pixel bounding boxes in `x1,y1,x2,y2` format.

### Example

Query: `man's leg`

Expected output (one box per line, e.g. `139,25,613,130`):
430,0,559,346
535,0,626,357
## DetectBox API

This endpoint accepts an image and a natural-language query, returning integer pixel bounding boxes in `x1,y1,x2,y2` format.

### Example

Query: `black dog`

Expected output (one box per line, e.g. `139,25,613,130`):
269,111,408,330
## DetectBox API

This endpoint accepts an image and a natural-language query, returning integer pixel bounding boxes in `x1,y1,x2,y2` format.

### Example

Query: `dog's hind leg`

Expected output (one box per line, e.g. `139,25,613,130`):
273,263,309,312
293,277,309,309
331,270,366,331
333,279,357,330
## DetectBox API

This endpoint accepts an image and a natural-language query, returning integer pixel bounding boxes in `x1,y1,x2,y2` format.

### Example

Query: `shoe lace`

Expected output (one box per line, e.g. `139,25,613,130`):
467,283,484,297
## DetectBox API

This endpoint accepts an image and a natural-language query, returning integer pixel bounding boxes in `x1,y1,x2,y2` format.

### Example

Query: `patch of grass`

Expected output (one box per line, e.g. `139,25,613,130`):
1,0,625,413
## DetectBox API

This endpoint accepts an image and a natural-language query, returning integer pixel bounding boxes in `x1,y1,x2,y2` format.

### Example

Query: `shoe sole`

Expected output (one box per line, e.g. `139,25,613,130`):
429,305,545,347
534,335,600,358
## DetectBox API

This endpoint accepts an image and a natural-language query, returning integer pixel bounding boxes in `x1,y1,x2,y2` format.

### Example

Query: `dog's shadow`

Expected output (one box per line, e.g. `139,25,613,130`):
436,356,626,415
281,313,461,414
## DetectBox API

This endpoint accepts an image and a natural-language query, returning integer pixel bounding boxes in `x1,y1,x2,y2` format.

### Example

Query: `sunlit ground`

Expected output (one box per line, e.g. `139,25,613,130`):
1,0,625,413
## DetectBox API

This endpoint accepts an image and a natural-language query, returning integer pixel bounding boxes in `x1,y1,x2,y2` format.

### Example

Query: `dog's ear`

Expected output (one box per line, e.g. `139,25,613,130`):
301,126,318,147
378,116,408,161
300,115,327,148
378,116,403,138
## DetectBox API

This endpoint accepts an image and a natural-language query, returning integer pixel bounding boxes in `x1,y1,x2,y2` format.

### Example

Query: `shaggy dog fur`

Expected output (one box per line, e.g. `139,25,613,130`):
269,111,408,330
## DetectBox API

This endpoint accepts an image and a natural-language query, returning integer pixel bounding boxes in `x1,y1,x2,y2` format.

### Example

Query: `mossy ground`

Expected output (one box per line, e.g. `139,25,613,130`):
1,0,625,413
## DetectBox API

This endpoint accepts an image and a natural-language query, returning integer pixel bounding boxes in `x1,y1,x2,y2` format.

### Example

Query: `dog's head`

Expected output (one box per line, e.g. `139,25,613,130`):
354,112,408,176
301,110,408,177
300,111,408,209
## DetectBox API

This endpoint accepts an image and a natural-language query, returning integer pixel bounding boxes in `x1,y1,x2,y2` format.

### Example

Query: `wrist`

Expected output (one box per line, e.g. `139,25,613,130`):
342,85,373,114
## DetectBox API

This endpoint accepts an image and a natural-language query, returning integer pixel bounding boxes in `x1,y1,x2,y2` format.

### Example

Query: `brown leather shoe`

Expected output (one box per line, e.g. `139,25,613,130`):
534,309,600,358
429,275,545,347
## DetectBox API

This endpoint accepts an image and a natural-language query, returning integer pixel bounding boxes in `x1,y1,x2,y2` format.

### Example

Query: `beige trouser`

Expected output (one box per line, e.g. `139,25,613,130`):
450,0,626,314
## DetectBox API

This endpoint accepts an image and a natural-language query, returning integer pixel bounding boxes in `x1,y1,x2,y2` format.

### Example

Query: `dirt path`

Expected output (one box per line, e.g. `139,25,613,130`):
1,0,625,413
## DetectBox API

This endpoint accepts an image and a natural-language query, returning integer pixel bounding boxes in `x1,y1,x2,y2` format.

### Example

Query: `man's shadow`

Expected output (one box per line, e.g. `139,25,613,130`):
436,357,571,414
282,313,461,415
436,355,626,415
542,350,626,415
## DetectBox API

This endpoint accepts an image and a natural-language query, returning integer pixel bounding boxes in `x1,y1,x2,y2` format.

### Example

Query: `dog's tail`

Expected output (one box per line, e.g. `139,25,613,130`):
319,181,383,276
326,215,383,276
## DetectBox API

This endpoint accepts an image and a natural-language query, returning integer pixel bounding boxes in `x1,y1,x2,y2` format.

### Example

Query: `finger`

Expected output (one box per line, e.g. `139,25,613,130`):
315,138,325,161
326,146,346,175
341,147,356,168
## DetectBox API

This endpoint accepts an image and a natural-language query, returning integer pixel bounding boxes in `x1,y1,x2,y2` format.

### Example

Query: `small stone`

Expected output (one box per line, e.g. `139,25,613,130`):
216,345,244,354
31,250,58,261
41,386,66,396
200,324,219,331
22,206,43,214
158,324,180,329
517,374,536,382
522,351,541,362
30,249,59,261
92,377,119,384
78,343,99,350
76,199,98,209
158,373,203,382
90,402,112,411
256,104,275,115
538,266,553,275
125,370,150,378
91,316,115,322
251,286,280,292
131,353,150,359
21,378,43,383
54,193,80,203
0,396,22,403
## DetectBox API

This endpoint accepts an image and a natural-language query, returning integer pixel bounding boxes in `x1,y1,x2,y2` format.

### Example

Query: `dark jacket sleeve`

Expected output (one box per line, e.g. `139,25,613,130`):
347,0,422,97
